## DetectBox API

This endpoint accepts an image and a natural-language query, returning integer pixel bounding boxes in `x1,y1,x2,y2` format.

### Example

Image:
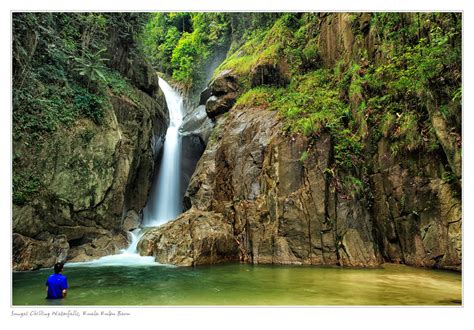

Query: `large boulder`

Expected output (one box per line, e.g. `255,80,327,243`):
210,69,239,96
122,210,141,232
205,94,238,119
13,233,69,271
205,70,241,119
137,209,239,266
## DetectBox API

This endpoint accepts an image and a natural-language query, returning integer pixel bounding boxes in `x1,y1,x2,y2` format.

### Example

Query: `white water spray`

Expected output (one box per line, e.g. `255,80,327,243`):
142,78,184,227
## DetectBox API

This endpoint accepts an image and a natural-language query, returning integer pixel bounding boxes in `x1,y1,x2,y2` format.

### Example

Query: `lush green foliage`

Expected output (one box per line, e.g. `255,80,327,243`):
362,13,461,154
140,13,230,89
139,13,283,92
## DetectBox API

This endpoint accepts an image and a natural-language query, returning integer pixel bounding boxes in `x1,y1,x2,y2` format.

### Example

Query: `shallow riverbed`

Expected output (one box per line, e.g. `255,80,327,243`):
12,263,461,306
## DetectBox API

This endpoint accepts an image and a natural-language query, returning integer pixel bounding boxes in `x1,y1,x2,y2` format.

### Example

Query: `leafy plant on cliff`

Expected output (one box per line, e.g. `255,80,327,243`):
72,48,108,88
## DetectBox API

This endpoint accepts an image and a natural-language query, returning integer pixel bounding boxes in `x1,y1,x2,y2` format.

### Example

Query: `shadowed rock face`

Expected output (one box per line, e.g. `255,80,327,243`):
138,102,461,270
369,139,462,270
251,61,290,88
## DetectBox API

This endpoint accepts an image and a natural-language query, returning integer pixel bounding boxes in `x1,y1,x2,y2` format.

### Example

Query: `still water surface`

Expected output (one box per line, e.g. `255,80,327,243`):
12,263,461,306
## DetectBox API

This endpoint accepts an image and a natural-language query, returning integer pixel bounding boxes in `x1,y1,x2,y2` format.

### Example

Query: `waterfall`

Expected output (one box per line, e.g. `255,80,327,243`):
142,77,184,227
68,77,184,267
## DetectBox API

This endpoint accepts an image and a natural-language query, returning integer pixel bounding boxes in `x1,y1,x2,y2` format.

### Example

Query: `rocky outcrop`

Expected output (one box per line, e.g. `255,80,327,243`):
13,233,69,271
12,35,169,271
107,30,160,97
205,70,240,119
138,209,239,266
133,13,461,271
180,105,214,203
180,105,214,146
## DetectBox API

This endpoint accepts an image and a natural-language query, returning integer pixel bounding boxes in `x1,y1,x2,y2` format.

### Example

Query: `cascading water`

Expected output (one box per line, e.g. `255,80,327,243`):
68,77,184,267
142,78,184,227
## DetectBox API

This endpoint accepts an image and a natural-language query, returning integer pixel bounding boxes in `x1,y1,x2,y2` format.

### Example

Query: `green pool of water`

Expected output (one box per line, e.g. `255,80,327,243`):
12,263,461,306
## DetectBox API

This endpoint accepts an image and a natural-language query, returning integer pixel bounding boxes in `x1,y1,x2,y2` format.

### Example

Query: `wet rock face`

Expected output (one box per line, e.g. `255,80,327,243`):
139,105,461,270
199,87,212,106
180,105,214,145
180,105,214,209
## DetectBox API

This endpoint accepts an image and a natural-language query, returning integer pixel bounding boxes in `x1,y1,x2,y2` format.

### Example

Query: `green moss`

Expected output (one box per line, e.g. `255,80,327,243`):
348,64,363,104
216,54,254,79
273,70,349,136
235,86,281,108
380,112,396,137
80,129,95,144
333,129,364,170
73,86,105,124
396,112,422,152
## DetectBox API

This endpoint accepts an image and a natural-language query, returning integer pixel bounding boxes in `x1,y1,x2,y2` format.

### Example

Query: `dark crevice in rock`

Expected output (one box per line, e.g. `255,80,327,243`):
302,166,320,263
68,236,86,248
244,206,254,263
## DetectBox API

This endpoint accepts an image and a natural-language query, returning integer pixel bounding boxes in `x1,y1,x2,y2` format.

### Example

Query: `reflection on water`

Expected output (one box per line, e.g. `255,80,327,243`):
12,263,461,306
